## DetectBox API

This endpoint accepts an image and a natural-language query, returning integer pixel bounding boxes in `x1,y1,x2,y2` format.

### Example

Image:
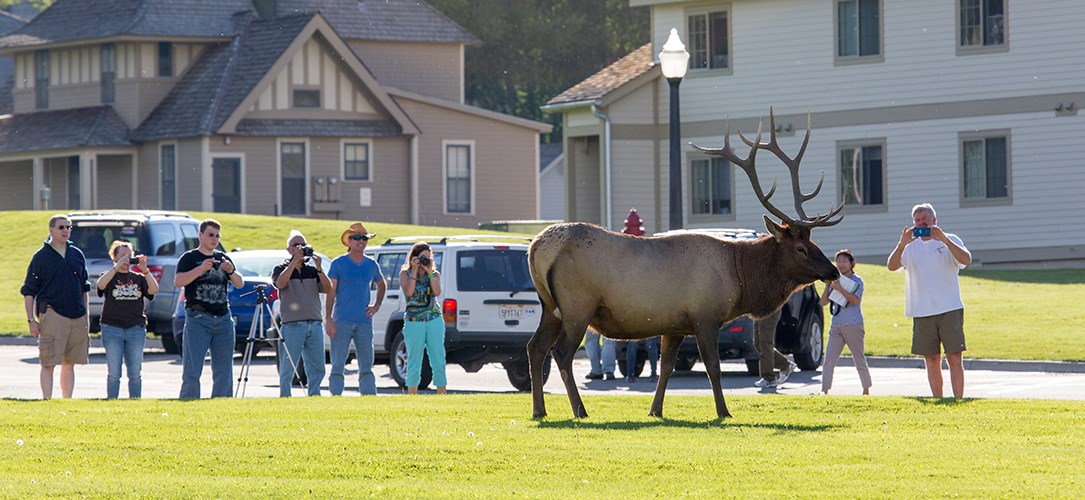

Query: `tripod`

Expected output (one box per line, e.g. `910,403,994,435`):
235,284,303,397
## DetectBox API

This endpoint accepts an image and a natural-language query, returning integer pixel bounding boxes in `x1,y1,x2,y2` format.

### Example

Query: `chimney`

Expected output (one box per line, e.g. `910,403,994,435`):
252,0,276,18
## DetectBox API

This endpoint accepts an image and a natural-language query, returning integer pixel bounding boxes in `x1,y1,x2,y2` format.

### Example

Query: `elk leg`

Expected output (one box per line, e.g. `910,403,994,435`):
550,326,589,418
693,326,732,419
528,310,562,419
649,334,684,418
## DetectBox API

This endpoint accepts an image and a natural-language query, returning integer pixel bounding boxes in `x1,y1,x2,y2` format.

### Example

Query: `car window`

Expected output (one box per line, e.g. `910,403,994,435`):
375,252,406,289
456,249,531,292
180,223,199,251
149,223,177,256
70,222,142,260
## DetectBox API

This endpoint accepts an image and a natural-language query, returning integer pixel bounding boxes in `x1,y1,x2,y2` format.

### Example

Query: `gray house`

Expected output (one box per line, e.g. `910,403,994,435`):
0,0,550,228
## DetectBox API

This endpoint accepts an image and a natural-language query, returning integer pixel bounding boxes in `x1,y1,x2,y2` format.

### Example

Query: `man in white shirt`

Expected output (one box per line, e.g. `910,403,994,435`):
887,203,972,398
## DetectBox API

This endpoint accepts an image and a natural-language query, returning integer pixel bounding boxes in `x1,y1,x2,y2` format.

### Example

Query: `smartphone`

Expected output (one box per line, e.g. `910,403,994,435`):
912,227,931,238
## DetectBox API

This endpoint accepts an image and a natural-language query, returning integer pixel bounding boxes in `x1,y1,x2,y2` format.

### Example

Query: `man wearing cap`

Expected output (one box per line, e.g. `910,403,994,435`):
325,222,386,395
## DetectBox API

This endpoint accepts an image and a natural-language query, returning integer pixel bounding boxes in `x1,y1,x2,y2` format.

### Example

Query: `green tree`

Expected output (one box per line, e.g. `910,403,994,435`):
427,0,649,142
0,0,49,11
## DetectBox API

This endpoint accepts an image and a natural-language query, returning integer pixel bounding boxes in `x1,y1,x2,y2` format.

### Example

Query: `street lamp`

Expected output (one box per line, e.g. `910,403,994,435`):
659,28,689,230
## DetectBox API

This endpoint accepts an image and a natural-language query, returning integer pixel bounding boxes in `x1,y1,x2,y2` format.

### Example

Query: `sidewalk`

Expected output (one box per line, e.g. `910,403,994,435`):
4,334,1084,374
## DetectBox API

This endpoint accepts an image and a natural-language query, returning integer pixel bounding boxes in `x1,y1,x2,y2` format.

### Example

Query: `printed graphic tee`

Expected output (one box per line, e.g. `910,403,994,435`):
98,271,155,328
177,249,234,317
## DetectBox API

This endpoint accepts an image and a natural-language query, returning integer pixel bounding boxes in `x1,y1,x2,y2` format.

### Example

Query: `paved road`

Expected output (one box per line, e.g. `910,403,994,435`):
3,343,1084,401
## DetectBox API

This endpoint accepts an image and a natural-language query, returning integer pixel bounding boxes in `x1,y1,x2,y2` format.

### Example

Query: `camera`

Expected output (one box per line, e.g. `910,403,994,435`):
129,257,141,265
912,227,931,238
419,255,432,266
301,245,314,257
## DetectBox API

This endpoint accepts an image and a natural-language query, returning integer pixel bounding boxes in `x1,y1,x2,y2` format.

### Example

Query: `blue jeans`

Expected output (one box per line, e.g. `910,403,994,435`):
279,320,326,397
329,321,376,395
180,310,235,399
584,330,616,375
101,324,146,399
626,337,660,378
403,317,447,388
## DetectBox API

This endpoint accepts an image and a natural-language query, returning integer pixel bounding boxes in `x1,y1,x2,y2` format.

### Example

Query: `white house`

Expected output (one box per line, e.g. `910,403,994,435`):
544,0,1085,268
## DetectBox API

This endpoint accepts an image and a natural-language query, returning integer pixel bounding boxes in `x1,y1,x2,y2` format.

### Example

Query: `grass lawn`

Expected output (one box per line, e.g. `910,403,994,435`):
4,210,1084,361
2,395,1083,497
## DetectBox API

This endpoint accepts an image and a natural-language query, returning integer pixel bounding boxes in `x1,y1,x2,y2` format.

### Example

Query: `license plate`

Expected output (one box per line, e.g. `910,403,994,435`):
499,305,525,320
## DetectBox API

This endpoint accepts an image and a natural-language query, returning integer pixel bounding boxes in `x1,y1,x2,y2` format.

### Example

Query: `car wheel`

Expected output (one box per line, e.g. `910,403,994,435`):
745,358,760,376
794,313,824,371
505,355,551,392
161,332,180,355
390,333,431,390
616,352,646,378
674,356,696,372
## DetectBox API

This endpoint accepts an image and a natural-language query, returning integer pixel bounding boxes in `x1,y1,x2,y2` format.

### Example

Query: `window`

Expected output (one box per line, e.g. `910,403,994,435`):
960,0,1006,49
836,0,881,59
688,9,729,71
445,144,472,214
690,157,732,215
838,143,885,208
101,44,115,104
961,134,1009,203
160,144,176,210
343,142,370,181
35,50,48,109
158,42,173,77
293,89,320,108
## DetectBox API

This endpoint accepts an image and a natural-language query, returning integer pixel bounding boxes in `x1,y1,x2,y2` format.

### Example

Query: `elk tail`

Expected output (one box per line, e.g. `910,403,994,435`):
528,231,562,319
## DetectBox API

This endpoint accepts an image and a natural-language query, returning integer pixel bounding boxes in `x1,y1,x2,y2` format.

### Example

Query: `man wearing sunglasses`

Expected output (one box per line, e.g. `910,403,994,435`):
175,219,243,398
325,222,386,395
21,215,91,399
272,230,330,396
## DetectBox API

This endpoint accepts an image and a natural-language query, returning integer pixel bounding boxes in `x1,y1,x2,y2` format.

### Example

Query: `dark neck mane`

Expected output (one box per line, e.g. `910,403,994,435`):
732,237,804,319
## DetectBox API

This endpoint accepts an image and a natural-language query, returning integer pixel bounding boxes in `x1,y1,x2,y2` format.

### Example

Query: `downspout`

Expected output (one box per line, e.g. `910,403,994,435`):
590,104,612,229
410,134,419,225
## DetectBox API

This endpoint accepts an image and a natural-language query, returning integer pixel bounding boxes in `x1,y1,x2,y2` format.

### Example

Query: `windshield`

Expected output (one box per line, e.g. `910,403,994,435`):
70,222,145,260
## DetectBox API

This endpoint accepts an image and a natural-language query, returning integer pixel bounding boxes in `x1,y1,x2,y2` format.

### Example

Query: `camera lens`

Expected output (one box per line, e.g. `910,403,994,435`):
419,255,431,266
129,257,140,265
302,245,314,256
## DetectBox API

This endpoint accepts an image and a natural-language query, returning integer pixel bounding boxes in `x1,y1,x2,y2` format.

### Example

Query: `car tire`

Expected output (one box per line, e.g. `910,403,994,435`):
390,332,432,390
162,332,181,356
794,312,824,371
674,355,696,372
505,355,551,392
745,358,760,376
616,351,646,378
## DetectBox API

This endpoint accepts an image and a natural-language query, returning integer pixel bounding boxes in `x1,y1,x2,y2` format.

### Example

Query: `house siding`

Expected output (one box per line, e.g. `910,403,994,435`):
0,159,34,209
248,38,381,119
175,138,205,211
348,41,462,103
97,154,133,209
136,142,160,210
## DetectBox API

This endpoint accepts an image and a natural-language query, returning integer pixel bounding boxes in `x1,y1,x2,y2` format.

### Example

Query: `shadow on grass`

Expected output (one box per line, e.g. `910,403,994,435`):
961,268,1085,285
909,396,979,406
535,418,840,433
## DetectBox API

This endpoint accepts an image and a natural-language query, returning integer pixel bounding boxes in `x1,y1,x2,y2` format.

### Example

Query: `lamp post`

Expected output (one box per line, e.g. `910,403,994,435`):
659,28,689,230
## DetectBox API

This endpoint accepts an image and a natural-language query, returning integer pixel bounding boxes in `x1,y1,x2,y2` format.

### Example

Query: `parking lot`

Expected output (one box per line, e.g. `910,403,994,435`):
3,341,1085,401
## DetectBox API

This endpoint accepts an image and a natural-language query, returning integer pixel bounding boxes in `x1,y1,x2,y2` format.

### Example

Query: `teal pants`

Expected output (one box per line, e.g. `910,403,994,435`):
403,316,447,388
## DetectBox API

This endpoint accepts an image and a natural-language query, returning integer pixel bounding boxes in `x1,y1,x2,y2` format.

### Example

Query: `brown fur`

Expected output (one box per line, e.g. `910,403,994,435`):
526,219,839,419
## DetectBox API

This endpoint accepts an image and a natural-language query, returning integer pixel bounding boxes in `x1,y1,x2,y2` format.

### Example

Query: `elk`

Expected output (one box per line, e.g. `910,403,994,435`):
526,109,843,419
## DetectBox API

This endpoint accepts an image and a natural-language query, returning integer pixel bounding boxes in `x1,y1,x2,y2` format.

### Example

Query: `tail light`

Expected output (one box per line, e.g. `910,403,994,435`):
147,264,165,282
268,288,279,302
442,298,457,325
728,325,744,333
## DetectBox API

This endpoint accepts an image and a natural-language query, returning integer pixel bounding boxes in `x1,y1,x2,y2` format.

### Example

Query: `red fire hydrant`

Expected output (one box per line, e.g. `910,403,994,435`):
623,208,645,236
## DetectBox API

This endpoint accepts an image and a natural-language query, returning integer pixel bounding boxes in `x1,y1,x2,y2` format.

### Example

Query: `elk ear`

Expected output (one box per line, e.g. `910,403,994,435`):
764,216,787,240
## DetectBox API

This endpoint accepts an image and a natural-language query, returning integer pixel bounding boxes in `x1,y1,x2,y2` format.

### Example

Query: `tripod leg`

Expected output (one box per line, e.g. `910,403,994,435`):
236,303,263,398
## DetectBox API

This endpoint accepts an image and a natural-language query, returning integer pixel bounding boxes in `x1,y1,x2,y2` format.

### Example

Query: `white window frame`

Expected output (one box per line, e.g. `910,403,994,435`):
833,0,884,65
956,0,1009,55
341,139,374,182
443,140,475,216
685,4,732,76
687,154,736,223
959,130,1012,207
836,139,888,213
276,138,310,216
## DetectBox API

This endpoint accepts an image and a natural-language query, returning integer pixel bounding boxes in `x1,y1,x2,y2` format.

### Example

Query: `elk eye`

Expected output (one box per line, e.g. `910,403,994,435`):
797,246,808,255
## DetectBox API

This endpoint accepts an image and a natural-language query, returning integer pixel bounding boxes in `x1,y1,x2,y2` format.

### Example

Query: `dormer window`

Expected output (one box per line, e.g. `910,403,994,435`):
101,44,115,104
35,50,49,109
292,89,320,108
158,42,173,77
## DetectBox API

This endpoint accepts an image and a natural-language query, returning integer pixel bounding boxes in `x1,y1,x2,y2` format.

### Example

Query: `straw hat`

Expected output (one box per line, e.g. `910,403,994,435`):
340,222,376,247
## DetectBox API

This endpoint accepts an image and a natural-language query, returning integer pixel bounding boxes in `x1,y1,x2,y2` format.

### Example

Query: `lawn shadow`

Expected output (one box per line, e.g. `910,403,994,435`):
535,418,840,433
909,396,979,406
961,268,1085,285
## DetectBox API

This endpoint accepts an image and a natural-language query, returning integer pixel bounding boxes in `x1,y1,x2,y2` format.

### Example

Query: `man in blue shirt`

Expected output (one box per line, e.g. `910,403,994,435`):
325,222,386,395
21,215,91,399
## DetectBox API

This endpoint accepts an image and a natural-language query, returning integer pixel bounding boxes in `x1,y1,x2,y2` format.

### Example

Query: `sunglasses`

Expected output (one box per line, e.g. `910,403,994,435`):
349,234,370,242
55,225,72,230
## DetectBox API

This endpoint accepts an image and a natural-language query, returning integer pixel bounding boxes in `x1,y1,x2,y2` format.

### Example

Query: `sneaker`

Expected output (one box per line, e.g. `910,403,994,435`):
585,372,603,380
754,377,777,388
649,373,658,382
777,362,798,385
603,372,616,381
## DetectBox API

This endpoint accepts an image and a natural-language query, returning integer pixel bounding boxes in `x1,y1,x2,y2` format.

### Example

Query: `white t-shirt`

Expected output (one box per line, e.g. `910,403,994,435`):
897,233,968,318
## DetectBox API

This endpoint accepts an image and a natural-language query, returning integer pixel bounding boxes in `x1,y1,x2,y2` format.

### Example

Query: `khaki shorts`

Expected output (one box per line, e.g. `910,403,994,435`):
911,308,966,356
38,307,90,366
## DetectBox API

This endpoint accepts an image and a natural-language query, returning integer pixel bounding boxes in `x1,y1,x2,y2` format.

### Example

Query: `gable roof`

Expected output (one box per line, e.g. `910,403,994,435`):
545,43,657,108
387,86,552,133
133,12,417,141
0,0,476,51
0,106,132,154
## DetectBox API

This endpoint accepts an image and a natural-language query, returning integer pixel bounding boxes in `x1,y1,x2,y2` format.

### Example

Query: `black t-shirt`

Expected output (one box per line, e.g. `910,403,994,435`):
98,272,155,329
177,249,233,317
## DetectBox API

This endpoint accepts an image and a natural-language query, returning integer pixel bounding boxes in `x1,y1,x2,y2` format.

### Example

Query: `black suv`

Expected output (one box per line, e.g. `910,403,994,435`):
615,228,824,377
67,210,204,353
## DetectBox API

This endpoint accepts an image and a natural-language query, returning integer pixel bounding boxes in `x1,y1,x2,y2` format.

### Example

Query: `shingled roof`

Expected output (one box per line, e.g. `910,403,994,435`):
0,106,132,154
0,9,28,35
546,43,656,107
0,0,476,50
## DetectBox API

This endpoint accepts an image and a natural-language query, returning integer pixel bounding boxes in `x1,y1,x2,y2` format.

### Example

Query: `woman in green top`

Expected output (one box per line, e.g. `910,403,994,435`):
400,242,446,394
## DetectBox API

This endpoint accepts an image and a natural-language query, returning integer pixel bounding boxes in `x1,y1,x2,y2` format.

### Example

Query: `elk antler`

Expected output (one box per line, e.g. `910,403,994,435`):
690,108,844,228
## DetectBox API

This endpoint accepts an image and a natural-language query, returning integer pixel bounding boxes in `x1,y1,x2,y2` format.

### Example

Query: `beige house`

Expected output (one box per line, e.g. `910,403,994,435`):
0,0,549,228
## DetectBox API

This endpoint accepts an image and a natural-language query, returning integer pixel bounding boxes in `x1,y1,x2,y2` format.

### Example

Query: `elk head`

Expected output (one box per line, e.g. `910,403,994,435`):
691,108,842,283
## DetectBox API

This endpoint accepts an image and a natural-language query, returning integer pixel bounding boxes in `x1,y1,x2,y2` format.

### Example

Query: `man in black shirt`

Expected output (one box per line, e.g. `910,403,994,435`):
272,230,331,396
175,219,243,398
21,215,91,399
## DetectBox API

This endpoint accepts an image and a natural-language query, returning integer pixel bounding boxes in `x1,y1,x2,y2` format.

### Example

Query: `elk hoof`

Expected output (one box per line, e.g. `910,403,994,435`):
717,411,733,420
648,408,663,418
